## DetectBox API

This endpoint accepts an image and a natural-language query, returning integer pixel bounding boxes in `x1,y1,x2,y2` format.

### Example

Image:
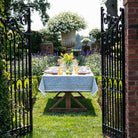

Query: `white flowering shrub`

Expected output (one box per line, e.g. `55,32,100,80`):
46,11,87,34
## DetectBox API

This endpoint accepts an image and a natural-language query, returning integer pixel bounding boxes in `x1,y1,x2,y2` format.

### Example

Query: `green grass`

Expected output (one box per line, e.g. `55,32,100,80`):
24,92,104,138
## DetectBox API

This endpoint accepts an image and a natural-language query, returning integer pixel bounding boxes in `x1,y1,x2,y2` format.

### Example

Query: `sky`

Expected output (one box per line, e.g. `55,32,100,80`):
31,0,123,36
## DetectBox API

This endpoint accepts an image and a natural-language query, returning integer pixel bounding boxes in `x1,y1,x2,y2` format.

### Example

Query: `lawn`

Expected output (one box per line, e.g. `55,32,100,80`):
24,91,104,138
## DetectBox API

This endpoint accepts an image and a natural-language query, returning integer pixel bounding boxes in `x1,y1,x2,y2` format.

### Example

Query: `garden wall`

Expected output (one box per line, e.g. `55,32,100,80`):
123,0,138,137
40,42,53,56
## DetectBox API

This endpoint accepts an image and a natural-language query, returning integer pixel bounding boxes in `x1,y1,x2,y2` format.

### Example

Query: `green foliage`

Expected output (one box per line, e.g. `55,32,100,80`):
95,76,102,107
6,76,41,135
25,92,103,138
0,61,11,136
2,0,50,25
74,34,95,49
81,38,91,45
85,54,101,76
46,11,87,34
32,77,39,99
39,28,50,42
0,23,11,137
39,29,65,53
4,30,26,60
32,53,102,76
32,76,43,99
31,31,42,53
89,28,101,42
0,0,5,16
60,53,74,66
46,33,64,53
32,56,48,76
32,55,59,76
75,55,86,66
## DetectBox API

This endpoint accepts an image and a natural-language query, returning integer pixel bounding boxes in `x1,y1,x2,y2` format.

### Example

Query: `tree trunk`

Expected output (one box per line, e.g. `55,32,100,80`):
105,0,118,16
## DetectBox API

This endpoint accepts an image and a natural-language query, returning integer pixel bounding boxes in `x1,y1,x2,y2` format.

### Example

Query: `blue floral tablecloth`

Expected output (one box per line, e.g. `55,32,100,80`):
39,67,98,96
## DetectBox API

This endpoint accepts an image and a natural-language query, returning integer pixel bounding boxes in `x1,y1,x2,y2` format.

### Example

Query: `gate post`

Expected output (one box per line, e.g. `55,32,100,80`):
123,0,138,137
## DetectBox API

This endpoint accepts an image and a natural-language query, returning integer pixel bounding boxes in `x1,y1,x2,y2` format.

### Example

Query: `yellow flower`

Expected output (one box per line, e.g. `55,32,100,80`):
60,52,74,65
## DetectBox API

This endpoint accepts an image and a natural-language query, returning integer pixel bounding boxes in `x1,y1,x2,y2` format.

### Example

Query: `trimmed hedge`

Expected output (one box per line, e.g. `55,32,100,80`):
32,75,42,99
95,76,102,107
31,31,42,53
0,24,11,136
0,59,11,136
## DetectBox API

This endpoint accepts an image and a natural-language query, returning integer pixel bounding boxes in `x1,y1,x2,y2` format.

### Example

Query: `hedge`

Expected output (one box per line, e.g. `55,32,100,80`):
0,59,11,137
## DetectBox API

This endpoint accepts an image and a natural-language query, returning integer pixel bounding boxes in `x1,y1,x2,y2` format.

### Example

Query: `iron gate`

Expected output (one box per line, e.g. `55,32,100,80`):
101,7,125,138
0,8,32,136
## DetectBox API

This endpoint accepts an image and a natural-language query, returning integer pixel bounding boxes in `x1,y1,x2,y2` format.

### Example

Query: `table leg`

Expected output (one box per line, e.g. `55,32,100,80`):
65,92,71,109
78,92,85,98
49,92,87,112
54,91,85,99
54,91,62,98
50,95,65,110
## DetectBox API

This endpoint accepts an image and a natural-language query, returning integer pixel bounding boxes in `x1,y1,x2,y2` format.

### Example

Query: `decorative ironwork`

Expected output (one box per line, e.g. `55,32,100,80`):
101,7,125,138
0,8,32,136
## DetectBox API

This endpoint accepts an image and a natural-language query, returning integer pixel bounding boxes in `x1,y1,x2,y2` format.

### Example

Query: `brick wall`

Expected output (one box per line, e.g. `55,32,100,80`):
40,42,53,56
123,0,138,137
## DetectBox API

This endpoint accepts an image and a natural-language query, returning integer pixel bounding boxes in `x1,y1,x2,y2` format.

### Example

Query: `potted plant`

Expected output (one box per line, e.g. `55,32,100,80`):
81,38,91,46
39,28,54,56
46,11,87,49
89,28,101,52
81,38,91,56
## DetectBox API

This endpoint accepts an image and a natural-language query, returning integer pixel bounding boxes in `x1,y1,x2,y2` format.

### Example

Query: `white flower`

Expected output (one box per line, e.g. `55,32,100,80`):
46,11,87,34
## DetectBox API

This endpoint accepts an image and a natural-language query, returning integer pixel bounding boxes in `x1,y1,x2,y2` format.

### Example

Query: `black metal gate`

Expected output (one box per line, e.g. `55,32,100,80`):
0,8,32,136
101,7,125,138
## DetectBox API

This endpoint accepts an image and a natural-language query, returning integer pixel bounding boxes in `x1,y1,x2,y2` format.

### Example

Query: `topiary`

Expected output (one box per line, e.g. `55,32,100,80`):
89,28,101,42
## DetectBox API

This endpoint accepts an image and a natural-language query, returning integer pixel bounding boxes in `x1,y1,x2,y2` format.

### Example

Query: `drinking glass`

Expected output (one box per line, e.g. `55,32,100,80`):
75,66,79,74
58,66,63,75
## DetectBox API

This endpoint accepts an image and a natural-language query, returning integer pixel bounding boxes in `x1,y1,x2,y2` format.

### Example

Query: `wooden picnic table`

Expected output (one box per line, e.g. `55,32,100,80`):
39,66,98,112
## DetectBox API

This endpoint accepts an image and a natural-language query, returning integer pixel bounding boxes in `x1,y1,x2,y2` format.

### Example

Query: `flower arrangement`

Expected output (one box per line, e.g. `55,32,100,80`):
58,52,78,75
58,52,74,67
62,53,74,66
46,11,87,34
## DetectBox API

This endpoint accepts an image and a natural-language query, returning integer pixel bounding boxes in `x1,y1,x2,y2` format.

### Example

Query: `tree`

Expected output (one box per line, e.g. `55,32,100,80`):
1,0,50,25
73,34,82,49
89,28,101,42
101,0,118,16
39,29,65,54
89,28,101,52
31,31,42,53
106,0,118,16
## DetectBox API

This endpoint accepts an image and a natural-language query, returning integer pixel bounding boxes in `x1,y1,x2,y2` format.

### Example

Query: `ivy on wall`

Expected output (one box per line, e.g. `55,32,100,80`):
0,23,11,136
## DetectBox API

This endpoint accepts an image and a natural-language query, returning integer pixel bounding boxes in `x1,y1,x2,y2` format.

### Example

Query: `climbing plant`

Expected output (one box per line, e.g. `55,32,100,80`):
0,3,11,135
0,25,11,136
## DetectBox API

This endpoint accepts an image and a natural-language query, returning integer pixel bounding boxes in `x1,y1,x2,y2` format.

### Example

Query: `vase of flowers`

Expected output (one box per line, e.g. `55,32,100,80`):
46,11,87,50
58,52,74,75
